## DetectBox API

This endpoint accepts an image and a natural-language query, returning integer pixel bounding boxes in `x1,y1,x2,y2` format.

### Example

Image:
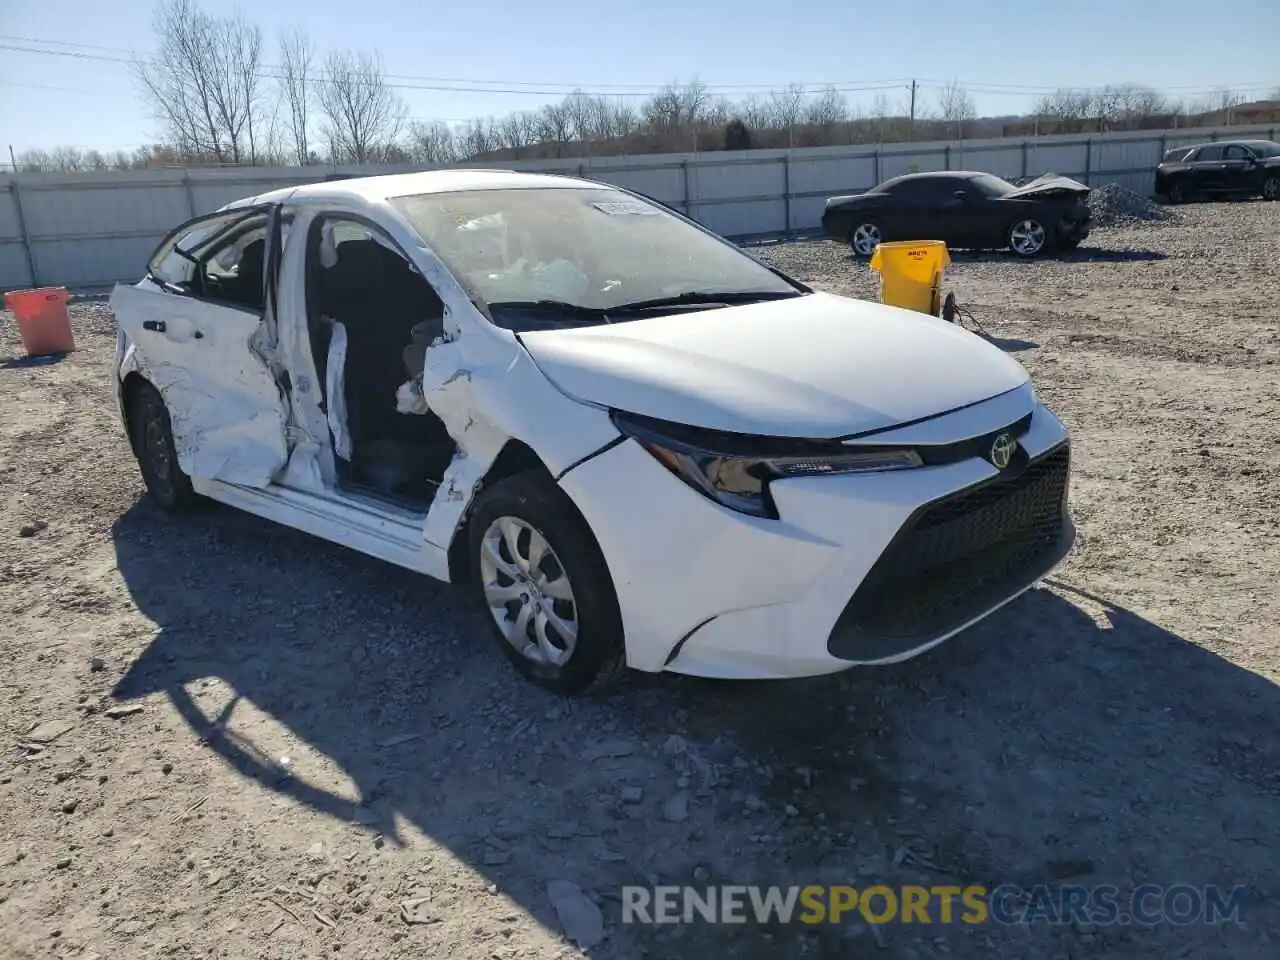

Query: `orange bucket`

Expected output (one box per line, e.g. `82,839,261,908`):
4,287,76,357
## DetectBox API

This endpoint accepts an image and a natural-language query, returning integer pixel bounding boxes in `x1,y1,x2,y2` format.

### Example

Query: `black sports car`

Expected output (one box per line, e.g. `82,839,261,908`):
821,171,1092,258
1154,139,1280,204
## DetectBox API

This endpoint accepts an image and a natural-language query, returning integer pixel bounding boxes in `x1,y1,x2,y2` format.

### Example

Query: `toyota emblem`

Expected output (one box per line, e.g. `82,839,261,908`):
990,433,1016,470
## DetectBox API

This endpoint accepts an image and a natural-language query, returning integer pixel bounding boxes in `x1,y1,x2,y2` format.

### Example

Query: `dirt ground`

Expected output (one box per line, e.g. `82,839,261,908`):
1,201,1278,960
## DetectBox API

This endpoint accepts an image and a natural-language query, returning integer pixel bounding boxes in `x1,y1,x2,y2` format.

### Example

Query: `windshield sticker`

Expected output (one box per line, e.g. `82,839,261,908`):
592,200,660,216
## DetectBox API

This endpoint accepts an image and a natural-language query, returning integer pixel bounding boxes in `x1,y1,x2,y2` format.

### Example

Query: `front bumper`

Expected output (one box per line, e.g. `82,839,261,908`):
557,396,1074,680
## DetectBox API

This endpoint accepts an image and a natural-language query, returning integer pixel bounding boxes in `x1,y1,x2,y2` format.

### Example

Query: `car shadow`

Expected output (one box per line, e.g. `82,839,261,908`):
1059,247,1169,263
108,498,1279,957
943,248,1169,264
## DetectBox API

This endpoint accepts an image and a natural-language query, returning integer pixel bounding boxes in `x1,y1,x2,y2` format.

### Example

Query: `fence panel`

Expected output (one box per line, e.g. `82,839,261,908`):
2,123,1274,290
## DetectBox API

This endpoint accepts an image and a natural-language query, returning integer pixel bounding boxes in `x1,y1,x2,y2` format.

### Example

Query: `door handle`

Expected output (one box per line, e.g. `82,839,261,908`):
142,320,166,333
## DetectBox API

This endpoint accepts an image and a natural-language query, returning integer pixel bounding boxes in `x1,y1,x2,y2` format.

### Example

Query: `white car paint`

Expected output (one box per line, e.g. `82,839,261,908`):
111,169,1075,689
560,392,1066,677
112,285,290,487
519,291,1031,437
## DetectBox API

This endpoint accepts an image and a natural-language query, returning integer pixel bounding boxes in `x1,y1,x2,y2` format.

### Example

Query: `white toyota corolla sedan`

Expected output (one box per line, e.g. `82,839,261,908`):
110,170,1075,694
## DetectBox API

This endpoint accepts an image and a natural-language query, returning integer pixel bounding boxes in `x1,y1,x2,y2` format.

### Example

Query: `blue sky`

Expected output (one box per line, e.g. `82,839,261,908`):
1,0,1277,157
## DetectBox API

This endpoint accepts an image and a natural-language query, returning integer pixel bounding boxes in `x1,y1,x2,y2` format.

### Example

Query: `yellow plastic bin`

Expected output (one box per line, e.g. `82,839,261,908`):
869,240,950,316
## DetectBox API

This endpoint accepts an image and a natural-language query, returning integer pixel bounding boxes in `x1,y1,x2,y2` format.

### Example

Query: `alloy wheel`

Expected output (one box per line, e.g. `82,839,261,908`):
479,515,579,668
1009,220,1046,257
1263,177,1280,201
851,223,881,257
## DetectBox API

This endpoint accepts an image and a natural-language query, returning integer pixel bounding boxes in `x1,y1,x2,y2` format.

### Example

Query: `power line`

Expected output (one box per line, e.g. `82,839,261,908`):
0,35,911,94
0,42,903,97
1,37,1273,103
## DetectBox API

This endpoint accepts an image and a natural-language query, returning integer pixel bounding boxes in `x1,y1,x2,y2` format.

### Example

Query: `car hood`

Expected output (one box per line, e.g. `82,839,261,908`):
517,292,1031,438
1003,173,1090,199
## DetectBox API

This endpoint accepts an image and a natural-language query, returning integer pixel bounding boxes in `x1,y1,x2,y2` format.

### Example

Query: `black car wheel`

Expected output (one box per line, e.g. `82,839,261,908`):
1169,180,1191,204
467,470,626,696
127,380,197,512
1263,176,1280,201
849,222,882,258
1007,219,1048,258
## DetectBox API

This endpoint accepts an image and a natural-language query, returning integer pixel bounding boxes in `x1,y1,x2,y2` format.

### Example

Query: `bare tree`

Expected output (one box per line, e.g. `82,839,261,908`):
538,102,573,157
457,118,500,159
316,49,406,164
805,86,849,126
409,121,457,165
563,90,596,145
16,149,53,172
936,80,976,139
768,84,806,145
869,93,892,140
642,85,685,133
135,0,265,163
1208,87,1244,125
498,114,532,157
279,28,313,164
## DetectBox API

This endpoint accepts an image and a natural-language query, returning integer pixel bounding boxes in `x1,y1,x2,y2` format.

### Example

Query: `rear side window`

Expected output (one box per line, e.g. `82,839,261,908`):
147,206,291,312
883,178,927,196
1163,147,1193,162
1194,145,1223,162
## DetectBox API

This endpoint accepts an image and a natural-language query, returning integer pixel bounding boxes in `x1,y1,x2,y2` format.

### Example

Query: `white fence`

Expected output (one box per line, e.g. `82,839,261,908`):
1,122,1275,291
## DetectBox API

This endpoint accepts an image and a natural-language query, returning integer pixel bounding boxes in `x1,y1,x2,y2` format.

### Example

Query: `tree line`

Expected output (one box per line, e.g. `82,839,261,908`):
8,0,1276,173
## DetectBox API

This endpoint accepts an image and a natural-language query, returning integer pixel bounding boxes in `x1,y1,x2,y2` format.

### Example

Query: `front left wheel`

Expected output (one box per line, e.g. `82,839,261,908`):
467,471,626,695
849,221,882,258
1263,176,1280,201
1007,218,1049,258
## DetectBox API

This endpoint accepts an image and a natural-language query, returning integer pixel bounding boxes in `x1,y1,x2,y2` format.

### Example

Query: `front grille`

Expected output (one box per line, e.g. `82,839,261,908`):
828,444,1073,661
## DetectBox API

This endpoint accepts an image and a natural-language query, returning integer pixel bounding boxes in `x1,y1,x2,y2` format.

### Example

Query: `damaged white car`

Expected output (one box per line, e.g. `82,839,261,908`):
111,170,1075,694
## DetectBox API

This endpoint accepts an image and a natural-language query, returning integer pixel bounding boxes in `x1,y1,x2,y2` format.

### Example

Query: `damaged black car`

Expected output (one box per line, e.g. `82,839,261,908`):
822,170,1092,259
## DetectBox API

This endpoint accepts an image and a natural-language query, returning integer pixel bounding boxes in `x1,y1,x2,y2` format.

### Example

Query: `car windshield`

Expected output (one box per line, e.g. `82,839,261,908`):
389,187,801,326
970,174,1016,198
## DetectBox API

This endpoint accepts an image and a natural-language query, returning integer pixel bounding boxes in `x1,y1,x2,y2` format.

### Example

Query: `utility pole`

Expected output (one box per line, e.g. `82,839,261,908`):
7,144,16,172
908,80,918,139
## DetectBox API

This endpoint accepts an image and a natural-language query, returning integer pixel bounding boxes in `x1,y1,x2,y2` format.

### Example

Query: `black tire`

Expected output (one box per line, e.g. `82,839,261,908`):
1262,175,1280,201
466,471,626,696
848,221,882,259
127,380,197,512
1006,218,1051,259
1169,180,1191,204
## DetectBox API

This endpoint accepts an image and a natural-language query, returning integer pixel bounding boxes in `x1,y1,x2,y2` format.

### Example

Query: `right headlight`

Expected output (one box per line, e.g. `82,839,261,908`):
611,411,922,519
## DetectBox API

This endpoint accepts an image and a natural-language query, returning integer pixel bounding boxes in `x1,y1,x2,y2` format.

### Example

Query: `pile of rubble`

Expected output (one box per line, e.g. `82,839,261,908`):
1088,182,1175,227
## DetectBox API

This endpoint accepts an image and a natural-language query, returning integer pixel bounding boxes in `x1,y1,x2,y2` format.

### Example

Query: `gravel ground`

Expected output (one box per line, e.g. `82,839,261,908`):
1,201,1278,960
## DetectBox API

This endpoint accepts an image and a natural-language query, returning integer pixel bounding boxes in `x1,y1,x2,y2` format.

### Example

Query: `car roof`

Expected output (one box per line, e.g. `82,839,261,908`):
1179,140,1274,151
876,171,995,188
231,169,606,210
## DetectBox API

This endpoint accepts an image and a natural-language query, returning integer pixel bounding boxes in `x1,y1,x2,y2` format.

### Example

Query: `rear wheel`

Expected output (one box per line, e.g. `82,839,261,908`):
127,380,197,512
1169,180,1191,204
1262,176,1280,201
849,222,882,258
467,471,626,696
1007,218,1049,258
